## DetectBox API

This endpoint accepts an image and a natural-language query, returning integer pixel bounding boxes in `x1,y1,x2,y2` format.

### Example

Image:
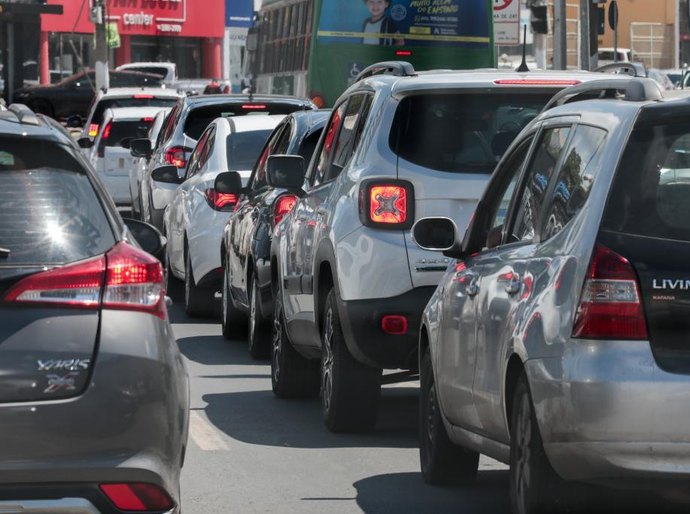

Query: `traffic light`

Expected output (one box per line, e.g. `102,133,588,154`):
530,5,548,35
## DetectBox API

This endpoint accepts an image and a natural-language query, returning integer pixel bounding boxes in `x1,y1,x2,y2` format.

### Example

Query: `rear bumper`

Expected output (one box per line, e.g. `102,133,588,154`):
528,339,690,482
336,286,435,370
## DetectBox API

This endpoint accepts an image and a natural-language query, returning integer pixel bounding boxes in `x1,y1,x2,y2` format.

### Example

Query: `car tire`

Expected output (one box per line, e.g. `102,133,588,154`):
510,373,564,514
247,275,271,359
321,288,381,433
221,255,247,339
419,345,479,485
184,250,214,318
270,292,320,398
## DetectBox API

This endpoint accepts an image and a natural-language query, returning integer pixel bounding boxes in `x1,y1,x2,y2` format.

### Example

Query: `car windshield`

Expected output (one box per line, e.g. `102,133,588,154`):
91,98,176,127
390,92,553,174
0,139,115,266
226,130,274,170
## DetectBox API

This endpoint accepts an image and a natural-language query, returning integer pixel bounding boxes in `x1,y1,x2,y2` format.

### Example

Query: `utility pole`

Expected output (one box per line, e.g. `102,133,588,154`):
580,0,601,70
553,0,567,69
91,0,109,91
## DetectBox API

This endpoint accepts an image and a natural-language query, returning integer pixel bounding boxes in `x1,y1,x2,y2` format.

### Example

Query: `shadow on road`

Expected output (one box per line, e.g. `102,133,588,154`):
353,470,510,514
201,385,419,450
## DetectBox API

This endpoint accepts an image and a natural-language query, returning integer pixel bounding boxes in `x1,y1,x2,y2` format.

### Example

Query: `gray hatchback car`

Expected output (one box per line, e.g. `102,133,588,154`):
0,105,189,513
415,79,690,513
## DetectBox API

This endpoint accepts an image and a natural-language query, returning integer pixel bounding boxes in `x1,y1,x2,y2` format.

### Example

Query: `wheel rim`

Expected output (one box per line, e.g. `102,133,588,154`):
271,301,282,383
513,393,532,514
248,280,257,346
321,307,334,412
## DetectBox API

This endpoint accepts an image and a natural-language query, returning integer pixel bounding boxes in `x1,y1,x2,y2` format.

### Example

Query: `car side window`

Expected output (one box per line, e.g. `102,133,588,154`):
186,127,212,179
251,122,291,191
510,126,572,243
159,104,180,146
541,125,607,241
483,138,534,249
312,101,346,186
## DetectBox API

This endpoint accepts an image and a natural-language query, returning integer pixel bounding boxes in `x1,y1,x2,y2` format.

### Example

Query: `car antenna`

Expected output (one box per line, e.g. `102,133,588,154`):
517,25,530,72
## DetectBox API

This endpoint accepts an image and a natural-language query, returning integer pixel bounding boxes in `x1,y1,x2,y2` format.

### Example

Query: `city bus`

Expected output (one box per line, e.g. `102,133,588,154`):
248,0,494,106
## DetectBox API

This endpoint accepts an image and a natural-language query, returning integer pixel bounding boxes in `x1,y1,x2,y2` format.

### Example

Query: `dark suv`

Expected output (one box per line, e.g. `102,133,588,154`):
0,104,189,512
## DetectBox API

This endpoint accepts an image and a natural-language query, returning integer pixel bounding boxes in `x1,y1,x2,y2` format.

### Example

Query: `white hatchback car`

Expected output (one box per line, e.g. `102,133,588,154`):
160,114,284,316
89,106,163,206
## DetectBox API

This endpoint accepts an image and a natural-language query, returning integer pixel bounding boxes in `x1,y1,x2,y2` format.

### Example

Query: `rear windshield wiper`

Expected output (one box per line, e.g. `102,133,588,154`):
0,248,10,258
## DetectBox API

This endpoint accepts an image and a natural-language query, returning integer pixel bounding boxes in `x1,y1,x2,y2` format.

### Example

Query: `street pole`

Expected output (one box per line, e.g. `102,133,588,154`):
553,0,567,69
676,0,681,69
93,0,109,91
580,0,590,69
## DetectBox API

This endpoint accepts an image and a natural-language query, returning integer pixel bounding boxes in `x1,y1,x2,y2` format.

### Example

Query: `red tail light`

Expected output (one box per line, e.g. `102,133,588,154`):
572,244,648,340
381,315,408,335
204,188,237,211
97,121,112,157
359,180,414,229
100,483,173,511
88,123,99,137
165,146,186,168
273,194,297,226
4,243,166,320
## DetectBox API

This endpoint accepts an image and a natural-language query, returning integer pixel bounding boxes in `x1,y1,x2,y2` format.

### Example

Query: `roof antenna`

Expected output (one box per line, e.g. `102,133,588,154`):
517,24,530,72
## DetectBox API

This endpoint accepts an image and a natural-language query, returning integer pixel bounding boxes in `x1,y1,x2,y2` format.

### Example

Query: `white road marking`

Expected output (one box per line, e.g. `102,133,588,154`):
189,410,229,451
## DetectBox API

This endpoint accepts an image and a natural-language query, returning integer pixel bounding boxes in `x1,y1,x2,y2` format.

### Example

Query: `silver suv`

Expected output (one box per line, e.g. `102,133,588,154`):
415,78,690,513
268,62,614,432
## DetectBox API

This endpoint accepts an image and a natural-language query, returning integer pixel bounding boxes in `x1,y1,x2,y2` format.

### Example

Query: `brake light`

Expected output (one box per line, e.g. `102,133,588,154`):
395,50,413,57
133,94,155,99
572,244,648,340
204,188,237,211
165,146,186,168
493,79,582,86
88,123,99,137
4,243,166,320
97,121,112,158
102,121,112,139
141,117,154,122
381,315,408,335
100,483,173,511
242,104,266,110
359,180,414,229
274,194,297,225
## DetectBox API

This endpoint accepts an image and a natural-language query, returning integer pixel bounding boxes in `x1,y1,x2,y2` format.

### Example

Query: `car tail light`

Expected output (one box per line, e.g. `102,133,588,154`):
204,188,237,211
572,243,648,340
97,121,112,158
273,194,297,226
381,315,408,335
88,123,99,137
359,180,414,230
100,483,173,512
165,145,186,168
141,117,154,122
4,243,165,320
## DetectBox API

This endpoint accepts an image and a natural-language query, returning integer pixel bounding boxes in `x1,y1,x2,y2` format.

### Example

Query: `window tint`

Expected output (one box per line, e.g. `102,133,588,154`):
159,104,180,145
331,95,365,170
91,97,177,127
313,101,346,184
602,122,690,241
298,128,324,166
251,123,290,191
511,126,571,243
227,130,274,170
541,125,606,241
186,128,212,178
0,139,115,265
390,93,553,174
97,119,153,156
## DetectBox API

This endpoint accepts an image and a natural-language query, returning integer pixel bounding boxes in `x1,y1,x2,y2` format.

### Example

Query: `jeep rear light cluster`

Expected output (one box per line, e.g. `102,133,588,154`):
359,179,414,230
572,243,648,340
100,483,173,511
273,194,297,226
3,242,166,320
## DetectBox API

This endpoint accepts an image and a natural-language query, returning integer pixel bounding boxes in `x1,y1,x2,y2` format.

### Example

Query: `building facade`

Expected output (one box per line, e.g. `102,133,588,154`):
40,0,225,84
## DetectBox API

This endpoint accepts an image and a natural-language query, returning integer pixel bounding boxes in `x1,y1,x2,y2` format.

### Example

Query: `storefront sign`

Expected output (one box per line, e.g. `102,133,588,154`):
226,0,253,28
42,0,224,38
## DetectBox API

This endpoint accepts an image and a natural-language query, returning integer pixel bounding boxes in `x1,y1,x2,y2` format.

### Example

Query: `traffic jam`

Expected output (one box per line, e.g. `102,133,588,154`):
3,2,690,509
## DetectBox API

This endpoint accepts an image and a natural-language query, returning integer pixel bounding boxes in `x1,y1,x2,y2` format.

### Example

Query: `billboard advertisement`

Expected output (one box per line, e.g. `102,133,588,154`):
316,0,490,47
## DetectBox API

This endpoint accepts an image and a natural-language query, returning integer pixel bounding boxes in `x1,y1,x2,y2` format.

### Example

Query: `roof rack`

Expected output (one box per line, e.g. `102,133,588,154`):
354,61,416,83
542,78,662,112
593,61,647,78
7,104,40,126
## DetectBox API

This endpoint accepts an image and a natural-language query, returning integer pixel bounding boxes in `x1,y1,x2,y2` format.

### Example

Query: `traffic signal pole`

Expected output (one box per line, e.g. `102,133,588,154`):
553,0,567,69
580,0,599,70
93,0,109,91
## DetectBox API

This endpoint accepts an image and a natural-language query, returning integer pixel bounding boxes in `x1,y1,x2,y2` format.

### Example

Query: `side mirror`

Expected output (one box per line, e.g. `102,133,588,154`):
66,114,82,128
130,138,152,159
152,165,183,184
122,218,167,262
214,171,243,195
412,217,459,251
120,137,133,149
266,155,306,193
77,137,94,149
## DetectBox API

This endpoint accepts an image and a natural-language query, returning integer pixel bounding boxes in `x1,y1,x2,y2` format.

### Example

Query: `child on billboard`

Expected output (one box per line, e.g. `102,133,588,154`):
362,0,404,45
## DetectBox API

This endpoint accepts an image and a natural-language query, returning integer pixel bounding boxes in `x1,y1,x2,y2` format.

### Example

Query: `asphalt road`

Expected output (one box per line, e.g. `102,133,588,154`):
168,283,511,514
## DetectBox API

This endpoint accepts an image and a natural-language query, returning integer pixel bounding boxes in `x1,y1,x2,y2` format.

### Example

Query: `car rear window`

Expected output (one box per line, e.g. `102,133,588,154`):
227,130,274,170
602,121,690,242
99,119,154,152
184,103,308,140
0,139,115,266
390,92,554,174
91,97,177,126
